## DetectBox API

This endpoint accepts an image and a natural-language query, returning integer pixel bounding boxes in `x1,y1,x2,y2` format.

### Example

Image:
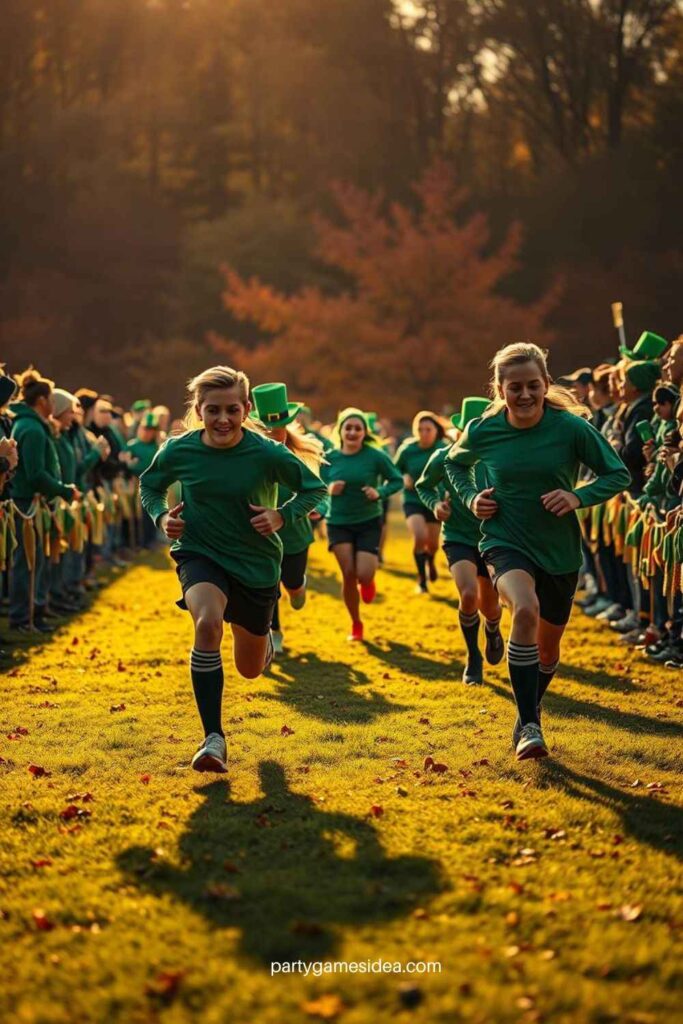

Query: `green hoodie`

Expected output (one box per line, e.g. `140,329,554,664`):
10,403,74,502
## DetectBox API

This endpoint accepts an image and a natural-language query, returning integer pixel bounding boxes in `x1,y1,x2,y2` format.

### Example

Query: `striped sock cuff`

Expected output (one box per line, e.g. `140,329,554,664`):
540,659,559,675
190,648,223,674
459,610,480,628
508,641,539,666
485,616,501,633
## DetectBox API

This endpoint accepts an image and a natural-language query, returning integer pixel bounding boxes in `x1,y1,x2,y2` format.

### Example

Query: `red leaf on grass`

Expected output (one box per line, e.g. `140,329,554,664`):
280,725,295,736
117,661,126,672
431,762,449,774
32,909,55,931
140,774,151,785
28,764,51,778
369,804,384,818
59,805,91,821
110,703,126,713
423,756,434,770
31,858,53,870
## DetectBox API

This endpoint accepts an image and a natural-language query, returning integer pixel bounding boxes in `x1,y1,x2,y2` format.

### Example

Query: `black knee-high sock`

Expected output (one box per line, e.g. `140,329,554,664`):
414,552,427,585
190,648,224,737
538,658,559,704
507,641,540,726
459,610,482,665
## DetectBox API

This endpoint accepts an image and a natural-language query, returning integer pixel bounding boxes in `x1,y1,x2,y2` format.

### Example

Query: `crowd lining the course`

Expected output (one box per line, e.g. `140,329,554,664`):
2,328,681,765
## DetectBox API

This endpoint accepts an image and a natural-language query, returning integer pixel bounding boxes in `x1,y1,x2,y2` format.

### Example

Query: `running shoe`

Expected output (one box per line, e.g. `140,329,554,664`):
191,732,228,774
515,723,548,760
485,628,505,665
271,630,284,655
609,611,639,633
595,603,624,622
359,580,376,604
512,706,542,748
348,620,364,642
582,595,612,617
462,657,484,685
289,578,307,610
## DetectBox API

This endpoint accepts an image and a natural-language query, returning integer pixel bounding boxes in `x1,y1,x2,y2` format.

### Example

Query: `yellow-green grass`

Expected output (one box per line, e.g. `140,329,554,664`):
0,519,681,1024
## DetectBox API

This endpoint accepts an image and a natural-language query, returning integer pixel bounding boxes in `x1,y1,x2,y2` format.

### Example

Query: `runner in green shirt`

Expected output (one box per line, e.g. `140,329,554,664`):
249,382,328,655
416,397,504,684
128,412,162,548
140,365,326,775
320,408,403,642
394,411,450,593
446,343,630,762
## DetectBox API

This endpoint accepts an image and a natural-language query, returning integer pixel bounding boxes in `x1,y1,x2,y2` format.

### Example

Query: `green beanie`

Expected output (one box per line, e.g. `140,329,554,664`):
625,360,660,395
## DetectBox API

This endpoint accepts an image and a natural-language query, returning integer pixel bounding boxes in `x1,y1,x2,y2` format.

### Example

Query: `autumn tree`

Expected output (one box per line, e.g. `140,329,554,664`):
212,163,558,420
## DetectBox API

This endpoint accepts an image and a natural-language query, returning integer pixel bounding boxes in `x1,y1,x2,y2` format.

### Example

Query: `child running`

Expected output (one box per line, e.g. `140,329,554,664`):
140,366,326,774
249,382,327,655
322,408,403,641
416,397,504,683
394,411,450,593
446,344,630,760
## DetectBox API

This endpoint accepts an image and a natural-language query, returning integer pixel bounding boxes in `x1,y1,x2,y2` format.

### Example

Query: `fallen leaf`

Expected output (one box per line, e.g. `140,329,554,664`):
369,804,384,818
59,805,91,821
301,994,346,1019
145,969,185,1002
423,756,434,770
117,661,126,672
620,904,643,922
31,858,53,870
32,909,55,931
110,703,126,713
418,717,430,725
280,725,295,736
28,764,51,778
139,774,151,785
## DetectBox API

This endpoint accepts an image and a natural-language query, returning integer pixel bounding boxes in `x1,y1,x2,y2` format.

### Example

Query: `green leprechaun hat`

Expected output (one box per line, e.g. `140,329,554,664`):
250,382,303,428
142,412,159,429
451,396,489,431
620,330,668,361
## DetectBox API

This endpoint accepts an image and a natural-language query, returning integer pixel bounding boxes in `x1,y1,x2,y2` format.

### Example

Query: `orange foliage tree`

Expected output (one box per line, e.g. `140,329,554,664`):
212,163,559,420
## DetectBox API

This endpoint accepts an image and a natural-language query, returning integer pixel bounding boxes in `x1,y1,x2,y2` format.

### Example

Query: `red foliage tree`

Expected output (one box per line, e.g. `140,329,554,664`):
212,163,559,420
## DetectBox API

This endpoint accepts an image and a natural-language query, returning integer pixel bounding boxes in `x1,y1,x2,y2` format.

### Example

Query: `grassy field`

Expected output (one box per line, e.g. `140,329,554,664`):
0,518,681,1024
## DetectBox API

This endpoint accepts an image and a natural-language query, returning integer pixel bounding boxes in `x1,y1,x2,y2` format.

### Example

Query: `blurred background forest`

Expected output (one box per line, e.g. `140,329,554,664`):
1,0,682,417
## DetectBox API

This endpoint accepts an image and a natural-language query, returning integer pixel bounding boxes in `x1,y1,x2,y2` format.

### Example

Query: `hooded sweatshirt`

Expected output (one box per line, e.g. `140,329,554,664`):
10,403,74,502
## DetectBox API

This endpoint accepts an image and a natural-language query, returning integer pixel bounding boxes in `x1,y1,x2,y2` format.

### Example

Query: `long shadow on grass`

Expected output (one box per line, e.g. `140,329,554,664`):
365,639,464,680
538,761,682,861
557,661,645,694
306,568,342,599
263,653,408,723
488,681,683,739
116,760,443,966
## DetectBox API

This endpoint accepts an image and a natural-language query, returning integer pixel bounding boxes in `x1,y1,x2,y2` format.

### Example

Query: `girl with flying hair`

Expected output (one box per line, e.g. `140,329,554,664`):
446,343,630,761
140,366,326,774
322,408,403,642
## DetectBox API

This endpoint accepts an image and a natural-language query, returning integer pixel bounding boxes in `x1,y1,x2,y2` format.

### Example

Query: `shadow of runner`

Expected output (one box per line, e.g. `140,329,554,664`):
263,653,409,724
538,760,683,861
365,639,463,680
116,761,444,967
487,680,683,739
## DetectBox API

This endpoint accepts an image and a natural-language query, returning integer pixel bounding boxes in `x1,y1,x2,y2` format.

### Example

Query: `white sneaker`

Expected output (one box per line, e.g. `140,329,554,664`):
271,629,284,654
191,732,228,773
515,723,548,761
595,602,623,622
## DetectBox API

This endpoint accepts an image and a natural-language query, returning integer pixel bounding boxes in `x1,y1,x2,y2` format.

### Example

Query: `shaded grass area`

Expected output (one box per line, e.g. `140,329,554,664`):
0,518,681,1023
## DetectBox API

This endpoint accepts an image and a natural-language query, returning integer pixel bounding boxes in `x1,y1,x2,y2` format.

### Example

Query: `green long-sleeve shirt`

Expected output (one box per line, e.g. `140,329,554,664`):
394,438,448,512
445,406,631,575
416,446,487,547
127,438,159,478
321,445,403,526
9,404,74,502
277,482,329,555
140,428,327,588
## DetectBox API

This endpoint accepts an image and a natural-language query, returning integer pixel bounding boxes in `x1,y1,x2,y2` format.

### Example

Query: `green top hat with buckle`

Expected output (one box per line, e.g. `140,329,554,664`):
620,330,668,361
451,396,489,431
131,399,152,413
250,382,302,428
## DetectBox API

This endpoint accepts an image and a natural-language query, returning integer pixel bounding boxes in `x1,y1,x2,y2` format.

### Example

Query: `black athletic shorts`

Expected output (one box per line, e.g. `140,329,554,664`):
483,546,578,627
280,549,308,592
327,516,382,555
172,551,278,636
443,541,488,578
404,502,438,524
